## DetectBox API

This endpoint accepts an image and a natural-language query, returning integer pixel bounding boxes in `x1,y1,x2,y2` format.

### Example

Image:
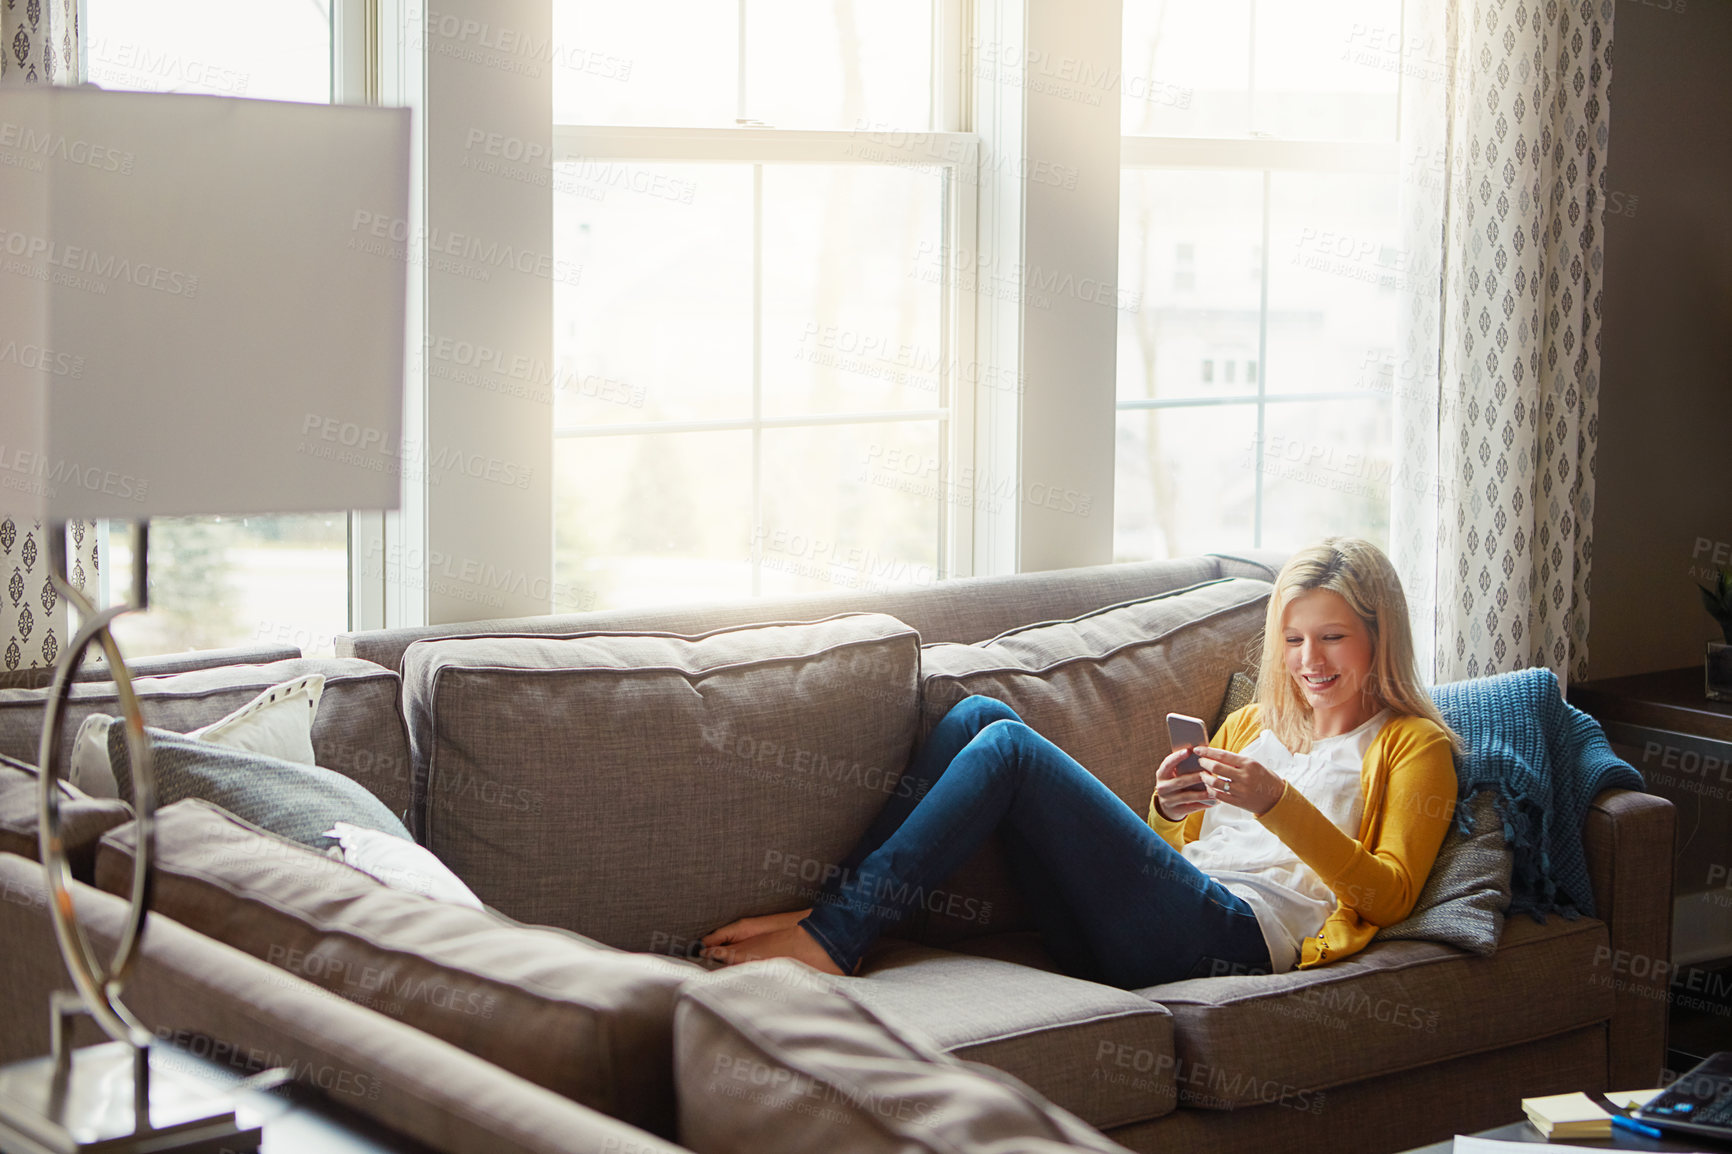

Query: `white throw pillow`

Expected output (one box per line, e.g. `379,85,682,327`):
189,674,325,764
70,713,120,798
69,673,326,801
324,821,484,909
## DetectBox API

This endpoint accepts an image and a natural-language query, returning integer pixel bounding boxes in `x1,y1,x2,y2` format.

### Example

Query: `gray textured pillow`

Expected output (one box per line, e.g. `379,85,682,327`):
1212,671,1257,732
676,960,1132,1154
108,725,409,849
1373,791,1511,954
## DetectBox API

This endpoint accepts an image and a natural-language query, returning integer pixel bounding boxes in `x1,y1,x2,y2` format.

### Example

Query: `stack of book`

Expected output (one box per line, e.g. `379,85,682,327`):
1522,1092,1613,1139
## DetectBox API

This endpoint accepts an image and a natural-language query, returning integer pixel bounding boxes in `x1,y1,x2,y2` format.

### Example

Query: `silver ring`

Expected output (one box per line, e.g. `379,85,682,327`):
38,576,155,1050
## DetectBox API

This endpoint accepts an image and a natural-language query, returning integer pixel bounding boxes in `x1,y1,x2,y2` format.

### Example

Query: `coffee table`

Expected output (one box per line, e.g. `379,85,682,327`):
1395,1117,1728,1152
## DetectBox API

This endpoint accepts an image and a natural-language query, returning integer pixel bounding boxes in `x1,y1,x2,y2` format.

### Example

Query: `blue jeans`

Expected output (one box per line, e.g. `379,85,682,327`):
800,696,1271,987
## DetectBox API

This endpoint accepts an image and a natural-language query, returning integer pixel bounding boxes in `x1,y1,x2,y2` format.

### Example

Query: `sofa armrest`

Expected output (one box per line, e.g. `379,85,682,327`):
1583,787,1675,1088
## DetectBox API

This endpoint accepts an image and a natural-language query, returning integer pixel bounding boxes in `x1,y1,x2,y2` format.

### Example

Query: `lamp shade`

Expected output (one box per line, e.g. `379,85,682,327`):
0,87,410,520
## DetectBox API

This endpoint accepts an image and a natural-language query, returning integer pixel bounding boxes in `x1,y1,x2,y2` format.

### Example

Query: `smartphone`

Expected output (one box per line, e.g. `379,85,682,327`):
1164,713,1217,810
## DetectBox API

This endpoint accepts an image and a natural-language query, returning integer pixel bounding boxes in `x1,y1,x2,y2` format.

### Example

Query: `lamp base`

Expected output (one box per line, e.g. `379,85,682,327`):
0,1041,261,1154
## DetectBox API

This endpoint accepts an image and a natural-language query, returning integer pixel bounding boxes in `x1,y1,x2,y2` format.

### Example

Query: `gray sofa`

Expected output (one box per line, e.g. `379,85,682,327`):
0,552,1675,1154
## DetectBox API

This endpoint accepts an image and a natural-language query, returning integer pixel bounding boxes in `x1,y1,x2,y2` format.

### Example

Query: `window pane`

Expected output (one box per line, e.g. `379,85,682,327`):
1123,0,1400,140
759,421,942,597
1264,171,1400,396
1253,1,1400,142
107,516,349,657
553,0,736,126
1122,1,1250,138
87,2,344,657
1118,170,1263,404
763,166,945,418
1256,399,1392,551
744,0,932,131
554,164,753,426
553,0,934,130
554,432,754,610
1114,405,1258,561
86,0,328,102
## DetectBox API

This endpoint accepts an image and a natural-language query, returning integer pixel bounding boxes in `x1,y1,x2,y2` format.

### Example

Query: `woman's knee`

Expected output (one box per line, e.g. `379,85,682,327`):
949,695,1020,732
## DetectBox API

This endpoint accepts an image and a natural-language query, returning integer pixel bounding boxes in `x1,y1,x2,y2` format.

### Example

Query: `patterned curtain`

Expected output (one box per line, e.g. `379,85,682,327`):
1392,0,1612,687
1,0,99,673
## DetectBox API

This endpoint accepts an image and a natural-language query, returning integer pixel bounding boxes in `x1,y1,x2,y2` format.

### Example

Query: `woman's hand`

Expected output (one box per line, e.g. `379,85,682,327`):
1153,744,1219,820
1194,746,1285,816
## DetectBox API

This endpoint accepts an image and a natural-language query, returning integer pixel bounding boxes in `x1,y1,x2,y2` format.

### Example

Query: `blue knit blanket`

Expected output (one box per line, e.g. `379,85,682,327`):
1430,667,1644,920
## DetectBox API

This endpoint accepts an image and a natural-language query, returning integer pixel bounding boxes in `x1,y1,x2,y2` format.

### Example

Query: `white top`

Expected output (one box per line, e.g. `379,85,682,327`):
1179,710,1391,973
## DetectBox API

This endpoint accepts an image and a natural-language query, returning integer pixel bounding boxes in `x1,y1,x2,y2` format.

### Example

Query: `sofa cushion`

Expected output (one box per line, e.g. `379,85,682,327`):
1133,914,1615,1109
675,959,1132,1154
910,577,1270,943
0,854,689,1154
0,657,414,826
94,800,700,1134
0,753,132,880
402,613,922,953
847,938,1178,1130
107,726,410,850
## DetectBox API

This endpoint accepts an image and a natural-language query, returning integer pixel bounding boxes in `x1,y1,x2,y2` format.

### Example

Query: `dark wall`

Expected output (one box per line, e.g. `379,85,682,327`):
1587,0,1732,679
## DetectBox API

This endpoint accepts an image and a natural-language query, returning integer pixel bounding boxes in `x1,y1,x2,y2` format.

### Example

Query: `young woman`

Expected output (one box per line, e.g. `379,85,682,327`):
702,537,1460,986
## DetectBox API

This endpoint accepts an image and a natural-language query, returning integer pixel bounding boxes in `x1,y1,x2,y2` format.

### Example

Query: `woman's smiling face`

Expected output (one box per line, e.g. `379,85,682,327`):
1282,588,1378,730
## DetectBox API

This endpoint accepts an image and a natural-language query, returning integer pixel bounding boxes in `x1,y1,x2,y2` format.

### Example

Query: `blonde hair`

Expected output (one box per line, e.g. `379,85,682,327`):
1253,537,1460,754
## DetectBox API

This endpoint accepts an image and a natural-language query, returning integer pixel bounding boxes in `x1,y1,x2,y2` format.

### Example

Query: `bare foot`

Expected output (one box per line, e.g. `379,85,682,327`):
700,924,845,975
700,908,812,950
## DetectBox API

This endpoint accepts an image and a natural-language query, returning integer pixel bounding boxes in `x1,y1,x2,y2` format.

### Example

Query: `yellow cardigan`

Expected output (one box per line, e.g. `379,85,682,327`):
1148,704,1457,969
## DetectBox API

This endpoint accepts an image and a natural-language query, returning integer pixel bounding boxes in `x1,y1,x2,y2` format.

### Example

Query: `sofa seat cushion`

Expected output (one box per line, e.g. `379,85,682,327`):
401,613,922,953
676,959,1132,1154
0,657,414,824
845,937,1177,1131
95,799,700,1134
1134,913,1616,1109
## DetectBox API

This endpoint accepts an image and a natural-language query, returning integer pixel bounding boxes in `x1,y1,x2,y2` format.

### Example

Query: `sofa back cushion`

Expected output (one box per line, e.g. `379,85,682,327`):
910,577,1270,943
0,658,414,825
401,613,922,954
95,800,698,1134
0,753,131,880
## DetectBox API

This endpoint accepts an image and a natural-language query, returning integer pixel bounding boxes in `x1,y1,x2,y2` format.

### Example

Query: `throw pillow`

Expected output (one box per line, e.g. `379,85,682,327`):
107,724,408,849
324,821,483,908
69,673,326,801
70,712,120,798
675,959,1131,1154
0,753,132,880
188,672,325,762
1373,791,1512,954
1212,671,1257,733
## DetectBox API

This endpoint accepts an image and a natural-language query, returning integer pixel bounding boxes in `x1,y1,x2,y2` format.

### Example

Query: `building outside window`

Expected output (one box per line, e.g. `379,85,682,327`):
1114,0,1402,561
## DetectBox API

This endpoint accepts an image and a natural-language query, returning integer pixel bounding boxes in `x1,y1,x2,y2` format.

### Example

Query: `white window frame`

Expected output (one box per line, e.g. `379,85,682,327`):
548,124,982,588
364,0,1134,624
343,0,428,631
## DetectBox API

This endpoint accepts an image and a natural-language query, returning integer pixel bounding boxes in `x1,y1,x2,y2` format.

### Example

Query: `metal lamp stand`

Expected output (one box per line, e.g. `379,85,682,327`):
0,524,262,1154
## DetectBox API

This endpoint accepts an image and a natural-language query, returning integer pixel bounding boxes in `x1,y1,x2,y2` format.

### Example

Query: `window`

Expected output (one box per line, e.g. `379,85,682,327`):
1114,0,1401,562
549,1,975,609
86,0,351,656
